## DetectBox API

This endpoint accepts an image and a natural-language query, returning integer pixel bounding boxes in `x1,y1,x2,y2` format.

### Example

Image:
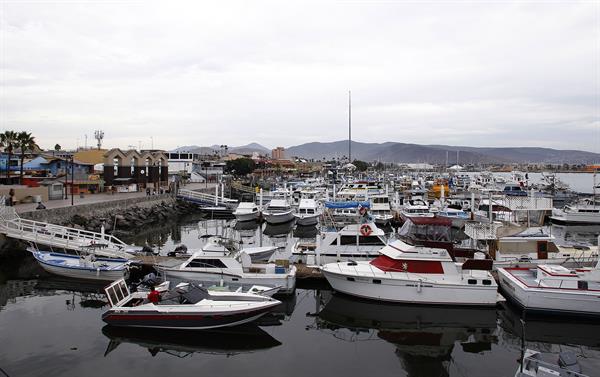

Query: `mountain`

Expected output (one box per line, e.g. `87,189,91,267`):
172,143,270,155
286,140,600,164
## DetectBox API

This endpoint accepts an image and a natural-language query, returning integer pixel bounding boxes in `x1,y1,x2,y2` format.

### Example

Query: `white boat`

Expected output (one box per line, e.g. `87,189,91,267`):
550,198,600,225
435,208,470,228
515,349,589,377
293,198,321,226
322,238,499,305
292,221,387,265
400,196,434,221
262,199,295,224
370,194,394,226
201,236,279,262
158,251,297,295
30,248,130,282
232,202,260,222
498,261,600,317
102,279,280,329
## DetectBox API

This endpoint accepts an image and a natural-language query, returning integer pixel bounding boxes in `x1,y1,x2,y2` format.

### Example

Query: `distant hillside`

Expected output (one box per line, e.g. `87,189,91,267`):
172,143,270,155
286,140,600,164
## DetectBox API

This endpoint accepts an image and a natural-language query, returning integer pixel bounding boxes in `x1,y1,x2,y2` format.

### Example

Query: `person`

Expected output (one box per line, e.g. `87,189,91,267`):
146,187,151,196
8,188,15,206
147,286,161,304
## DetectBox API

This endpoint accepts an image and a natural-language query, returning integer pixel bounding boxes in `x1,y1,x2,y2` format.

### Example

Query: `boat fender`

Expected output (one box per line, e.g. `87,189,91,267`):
359,224,373,237
417,279,422,293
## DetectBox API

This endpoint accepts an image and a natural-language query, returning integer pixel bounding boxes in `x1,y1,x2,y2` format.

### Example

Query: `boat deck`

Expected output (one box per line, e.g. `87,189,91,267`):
505,268,600,290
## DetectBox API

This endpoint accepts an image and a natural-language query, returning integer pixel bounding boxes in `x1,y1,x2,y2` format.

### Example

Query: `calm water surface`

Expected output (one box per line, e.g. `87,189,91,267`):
1,216,599,377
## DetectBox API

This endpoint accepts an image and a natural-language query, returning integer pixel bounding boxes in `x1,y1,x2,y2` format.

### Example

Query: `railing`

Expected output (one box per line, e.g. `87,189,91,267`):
177,189,238,207
464,221,502,240
505,196,553,211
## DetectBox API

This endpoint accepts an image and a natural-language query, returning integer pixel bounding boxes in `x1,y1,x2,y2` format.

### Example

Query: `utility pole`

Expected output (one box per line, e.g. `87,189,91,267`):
348,90,352,163
71,156,74,206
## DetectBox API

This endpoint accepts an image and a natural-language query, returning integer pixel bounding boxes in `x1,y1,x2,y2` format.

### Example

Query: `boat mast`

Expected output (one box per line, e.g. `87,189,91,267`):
348,90,352,164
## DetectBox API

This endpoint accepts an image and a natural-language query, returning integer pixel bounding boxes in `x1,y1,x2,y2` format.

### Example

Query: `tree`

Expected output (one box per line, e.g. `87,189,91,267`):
17,131,38,184
352,159,369,172
54,144,61,156
0,131,18,183
225,158,256,176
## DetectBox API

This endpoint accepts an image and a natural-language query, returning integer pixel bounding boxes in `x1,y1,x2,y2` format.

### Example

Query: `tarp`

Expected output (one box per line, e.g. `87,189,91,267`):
324,201,370,209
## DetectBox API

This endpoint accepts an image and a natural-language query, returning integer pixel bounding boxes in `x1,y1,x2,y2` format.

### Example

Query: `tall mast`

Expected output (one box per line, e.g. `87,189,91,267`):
348,90,352,163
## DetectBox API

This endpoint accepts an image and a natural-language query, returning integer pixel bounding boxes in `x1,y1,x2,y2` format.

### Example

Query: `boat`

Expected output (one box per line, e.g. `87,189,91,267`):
399,195,433,221
550,198,600,225
293,198,321,226
435,207,470,228
262,198,295,224
201,236,278,262
322,238,499,305
158,251,296,295
497,261,600,317
29,248,130,282
369,194,394,226
232,202,260,222
515,349,589,377
292,221,387,265
102,279,280,329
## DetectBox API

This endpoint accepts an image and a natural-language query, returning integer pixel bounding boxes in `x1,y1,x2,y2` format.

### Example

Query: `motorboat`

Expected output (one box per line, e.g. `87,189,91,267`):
550,198,600,225
232,202,260,222
515,349,589,377
370,194,394,226
29,248,130,282
292,221,387,265
435,207,470,228
158,251,297,295
399,195,433,221
293,198,322,226
322,238,499,305
497,261,600,317
262,199,295,224
102,279,280,329
201,236,278,262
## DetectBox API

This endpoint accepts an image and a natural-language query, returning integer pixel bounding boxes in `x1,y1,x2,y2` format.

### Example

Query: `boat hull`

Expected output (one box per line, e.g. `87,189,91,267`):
293,214,319,226
263,211,295,224
497,268,600,317
32,251,128,282
102,306,275,329
322,268,498,306
233,212,259,222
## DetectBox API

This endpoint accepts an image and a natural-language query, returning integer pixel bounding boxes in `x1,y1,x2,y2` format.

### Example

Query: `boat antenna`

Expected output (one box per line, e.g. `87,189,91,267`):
348,90,352,164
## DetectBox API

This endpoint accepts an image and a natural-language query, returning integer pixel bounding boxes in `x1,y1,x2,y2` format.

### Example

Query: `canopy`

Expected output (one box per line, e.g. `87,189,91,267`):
324,201,370,209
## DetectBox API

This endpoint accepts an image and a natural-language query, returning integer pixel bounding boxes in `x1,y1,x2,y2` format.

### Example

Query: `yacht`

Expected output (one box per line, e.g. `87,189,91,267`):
262,198,295,224
292,221,386,265
232,202,260,222
158,251,296,295
435,207,470,228
370,194,394,226
322,239,499,305
400,195,433,221
550,198,600,225
498,261,600,317
293,198,322,226
200,236,278,263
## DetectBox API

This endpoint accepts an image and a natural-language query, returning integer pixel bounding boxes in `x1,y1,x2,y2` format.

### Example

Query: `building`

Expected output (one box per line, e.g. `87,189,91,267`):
272,147,285,160
103,149,168,191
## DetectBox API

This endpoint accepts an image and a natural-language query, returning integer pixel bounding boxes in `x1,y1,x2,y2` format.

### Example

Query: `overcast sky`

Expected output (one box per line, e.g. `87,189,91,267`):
1,1,599,152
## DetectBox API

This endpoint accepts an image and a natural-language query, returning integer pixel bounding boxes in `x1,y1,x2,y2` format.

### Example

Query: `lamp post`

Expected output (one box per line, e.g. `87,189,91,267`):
71,156,74,206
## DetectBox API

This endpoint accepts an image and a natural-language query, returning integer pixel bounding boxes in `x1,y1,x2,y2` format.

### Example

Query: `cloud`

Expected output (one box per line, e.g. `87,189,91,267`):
0,1,598,152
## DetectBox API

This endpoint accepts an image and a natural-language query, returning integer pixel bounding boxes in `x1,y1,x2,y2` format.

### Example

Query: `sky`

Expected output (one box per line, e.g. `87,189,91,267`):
1,1,599,152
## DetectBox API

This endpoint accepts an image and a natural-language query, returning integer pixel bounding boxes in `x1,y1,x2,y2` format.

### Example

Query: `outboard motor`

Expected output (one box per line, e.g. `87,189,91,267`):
167,244,188,257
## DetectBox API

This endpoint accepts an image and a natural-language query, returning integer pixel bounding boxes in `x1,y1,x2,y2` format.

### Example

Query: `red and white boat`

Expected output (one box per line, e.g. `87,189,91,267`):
321,239,499,306
498,261,600,317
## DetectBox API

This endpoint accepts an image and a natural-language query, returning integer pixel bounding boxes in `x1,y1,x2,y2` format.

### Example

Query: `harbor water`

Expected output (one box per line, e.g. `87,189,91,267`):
1,215,600,377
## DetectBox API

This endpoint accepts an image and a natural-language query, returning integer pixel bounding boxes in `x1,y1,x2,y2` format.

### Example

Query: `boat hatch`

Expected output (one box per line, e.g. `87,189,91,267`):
105,279,130,307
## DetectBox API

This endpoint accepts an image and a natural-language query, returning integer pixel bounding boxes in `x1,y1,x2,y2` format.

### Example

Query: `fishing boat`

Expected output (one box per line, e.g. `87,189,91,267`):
102,279,280,329
370,194,394,226
262,198,295,224
232,202,260,222
29,248,130,282
293,198,321,226
497,261,600,317
550,198,600,225
158,251,296,295
200,236,278,262
322,238,499,305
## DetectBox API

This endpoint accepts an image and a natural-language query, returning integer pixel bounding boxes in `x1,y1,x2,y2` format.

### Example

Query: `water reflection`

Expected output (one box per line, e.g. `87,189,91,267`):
499,302,600,348
263,221,296,237
293,225,319,239
315,292,497,377
102,325,282,358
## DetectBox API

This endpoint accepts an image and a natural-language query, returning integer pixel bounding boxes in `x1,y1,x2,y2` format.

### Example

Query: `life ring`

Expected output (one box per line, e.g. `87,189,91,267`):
360,224,372,237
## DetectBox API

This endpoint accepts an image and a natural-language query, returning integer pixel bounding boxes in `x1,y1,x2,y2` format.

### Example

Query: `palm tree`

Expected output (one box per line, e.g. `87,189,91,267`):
0,131,18,183
17,131,38,184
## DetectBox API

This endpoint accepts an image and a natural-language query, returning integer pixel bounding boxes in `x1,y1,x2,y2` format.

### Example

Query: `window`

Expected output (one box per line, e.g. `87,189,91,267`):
358,236,385,246
467,279,477,285
482,280,492,286
187,259,227,268
372,279,381,284
340,235,358,245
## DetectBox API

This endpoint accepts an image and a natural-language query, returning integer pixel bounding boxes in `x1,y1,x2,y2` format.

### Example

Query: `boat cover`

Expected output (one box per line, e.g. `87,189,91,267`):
324,201,371,209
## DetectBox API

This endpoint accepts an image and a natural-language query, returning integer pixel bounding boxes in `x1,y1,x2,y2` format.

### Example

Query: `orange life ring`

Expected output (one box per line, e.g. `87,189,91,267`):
360,224,373,237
